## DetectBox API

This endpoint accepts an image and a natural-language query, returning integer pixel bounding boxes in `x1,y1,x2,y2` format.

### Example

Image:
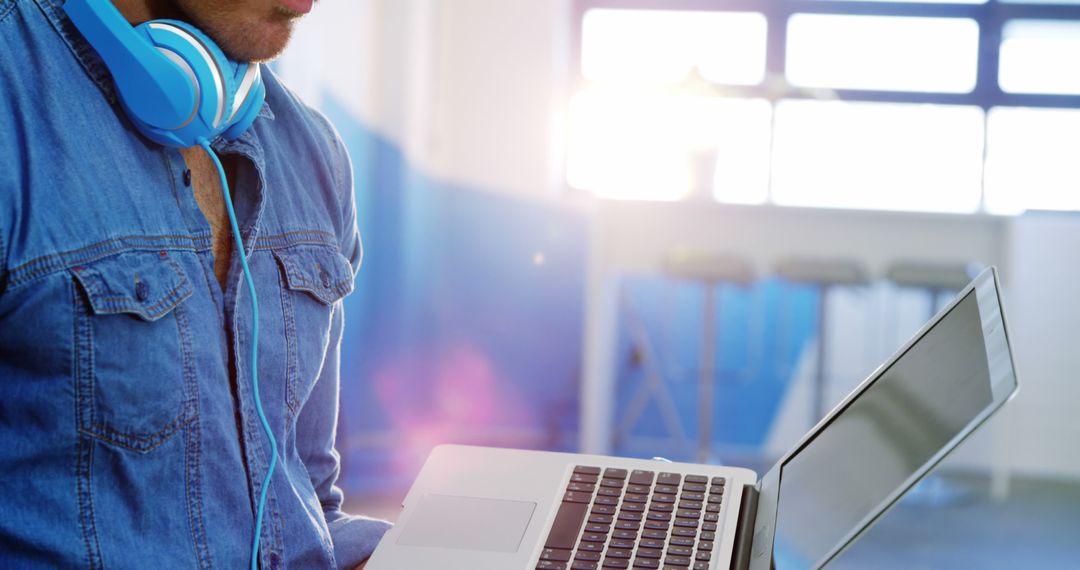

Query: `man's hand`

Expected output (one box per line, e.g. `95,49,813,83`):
352,562,367,570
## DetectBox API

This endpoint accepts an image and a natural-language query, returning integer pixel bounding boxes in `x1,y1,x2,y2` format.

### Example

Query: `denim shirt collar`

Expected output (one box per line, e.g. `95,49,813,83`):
33,0,275,134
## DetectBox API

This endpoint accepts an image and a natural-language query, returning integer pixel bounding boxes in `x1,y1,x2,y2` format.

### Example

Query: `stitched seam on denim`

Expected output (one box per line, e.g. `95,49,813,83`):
177,300,213,569
10,235,212,287
73,282,104,570
12,235,208,279
82,282,191,318
80,414,196,453
278,263,300,417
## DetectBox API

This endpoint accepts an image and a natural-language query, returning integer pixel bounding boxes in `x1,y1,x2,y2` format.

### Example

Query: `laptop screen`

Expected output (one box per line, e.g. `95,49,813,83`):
771,289,994,569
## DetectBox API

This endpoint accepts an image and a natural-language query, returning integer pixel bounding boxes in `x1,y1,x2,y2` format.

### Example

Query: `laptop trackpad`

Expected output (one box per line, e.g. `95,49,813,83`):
396,494,537,553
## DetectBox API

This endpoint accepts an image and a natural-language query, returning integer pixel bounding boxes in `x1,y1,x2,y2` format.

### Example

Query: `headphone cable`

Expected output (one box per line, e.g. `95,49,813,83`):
198,139,277,570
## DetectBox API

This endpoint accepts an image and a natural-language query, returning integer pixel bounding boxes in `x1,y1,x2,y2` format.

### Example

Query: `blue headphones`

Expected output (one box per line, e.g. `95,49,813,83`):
64,0,265,148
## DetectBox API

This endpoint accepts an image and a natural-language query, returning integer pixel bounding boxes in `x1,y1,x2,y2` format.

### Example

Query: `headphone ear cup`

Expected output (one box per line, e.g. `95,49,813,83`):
135,19,239,147
221,63,265,141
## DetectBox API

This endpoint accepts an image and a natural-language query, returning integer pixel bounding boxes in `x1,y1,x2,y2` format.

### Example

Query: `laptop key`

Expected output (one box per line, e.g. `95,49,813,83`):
651,494,676,504
592,505,616,515
536,561,567,570
623,494,648,503
613,529,637,540
568,483,596,493
671,528,696,538
542,549,573,561
644,520,670,530
586,523,610,534
695,551,711,562
579,542,604,553
702,522,718,531
699,532,715,541
577,551,601,561
564,492,592,504
669,537,694,547
636,548,662,559
575,466,602,476
621,503,645,513
681,483,707,493
710,477,726,486
698,541,713,551
598,488,622,498
649,503,673,513
601,478,625,489
685,475,708,484
627,484,651,495
678,501,702,511
572,473,599,485
614,521,640,531
664,555,692,567
606,548,633,559
610,538,635,550
666,546,692,557
642,529,667,540
572,562,599,570
632,559,660,569
581,533,607,543
654,485,679,495
629,470,655,486
545,501,589,549
693,563,710,570
602,557,629,568
596,496,619,506
589,515,613,525
604,468,628,480
657,472,681,487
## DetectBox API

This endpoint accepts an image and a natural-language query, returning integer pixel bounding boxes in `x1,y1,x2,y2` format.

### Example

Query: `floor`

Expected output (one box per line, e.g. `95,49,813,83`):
345,474,1080,569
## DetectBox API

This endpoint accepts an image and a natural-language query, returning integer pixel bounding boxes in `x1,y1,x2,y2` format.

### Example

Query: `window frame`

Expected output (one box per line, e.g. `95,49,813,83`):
572,0,1080,109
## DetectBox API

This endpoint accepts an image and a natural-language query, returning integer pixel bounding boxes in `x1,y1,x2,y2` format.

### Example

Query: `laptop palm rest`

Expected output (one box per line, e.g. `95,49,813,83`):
396,494,537,553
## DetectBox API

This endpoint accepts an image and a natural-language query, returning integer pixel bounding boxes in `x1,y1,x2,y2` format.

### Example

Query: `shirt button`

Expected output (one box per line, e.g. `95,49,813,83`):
269,553,281,570
320,270,331,288
182,169,192,187
135,280,150,302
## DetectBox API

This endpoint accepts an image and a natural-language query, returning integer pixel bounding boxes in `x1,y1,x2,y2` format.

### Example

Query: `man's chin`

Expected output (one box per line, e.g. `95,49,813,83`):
214,20,295,63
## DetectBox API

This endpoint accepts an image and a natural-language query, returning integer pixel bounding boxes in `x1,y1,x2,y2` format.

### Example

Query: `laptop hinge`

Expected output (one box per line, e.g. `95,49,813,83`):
729,484,760,570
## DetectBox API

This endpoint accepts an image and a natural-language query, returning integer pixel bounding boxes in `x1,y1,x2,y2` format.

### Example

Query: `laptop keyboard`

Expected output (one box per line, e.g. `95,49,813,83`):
536,466,725,570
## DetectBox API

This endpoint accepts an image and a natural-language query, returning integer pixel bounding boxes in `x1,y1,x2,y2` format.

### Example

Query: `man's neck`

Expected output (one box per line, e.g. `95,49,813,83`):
111,0,184,25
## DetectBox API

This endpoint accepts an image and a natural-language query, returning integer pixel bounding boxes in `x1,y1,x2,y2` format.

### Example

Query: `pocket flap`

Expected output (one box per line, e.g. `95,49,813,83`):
273,246,355,305
71,251,193,321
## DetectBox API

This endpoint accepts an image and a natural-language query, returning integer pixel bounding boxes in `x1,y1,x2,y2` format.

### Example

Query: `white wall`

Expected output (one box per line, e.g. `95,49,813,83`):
280,0,572,196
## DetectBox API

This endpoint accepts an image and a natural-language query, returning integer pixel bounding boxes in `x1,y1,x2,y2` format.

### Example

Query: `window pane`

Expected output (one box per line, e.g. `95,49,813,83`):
582,9,767,85
567,91,771,201
985,107,1080,214
808,0,986,3
999,20,1080,95
786,14,979,93
772,100,984,213
1000,0,1080,4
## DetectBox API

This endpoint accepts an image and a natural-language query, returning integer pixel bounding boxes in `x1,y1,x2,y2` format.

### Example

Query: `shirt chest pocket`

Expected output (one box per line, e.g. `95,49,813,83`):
273,245,354,416
71,251,197,452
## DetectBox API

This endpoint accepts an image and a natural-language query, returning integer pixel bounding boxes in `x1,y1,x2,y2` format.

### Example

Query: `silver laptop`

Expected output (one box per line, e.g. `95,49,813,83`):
366,267,1019,570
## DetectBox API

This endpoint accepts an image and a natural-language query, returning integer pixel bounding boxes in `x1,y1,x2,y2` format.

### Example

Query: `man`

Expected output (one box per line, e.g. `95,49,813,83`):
0,0,389,567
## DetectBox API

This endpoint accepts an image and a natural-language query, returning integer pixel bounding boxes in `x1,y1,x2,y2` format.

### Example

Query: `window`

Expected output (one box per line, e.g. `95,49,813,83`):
786,14,980,93
569,0,1080,215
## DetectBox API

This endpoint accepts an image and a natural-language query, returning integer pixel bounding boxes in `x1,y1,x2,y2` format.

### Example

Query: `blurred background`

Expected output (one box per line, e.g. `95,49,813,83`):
275,0,1080,567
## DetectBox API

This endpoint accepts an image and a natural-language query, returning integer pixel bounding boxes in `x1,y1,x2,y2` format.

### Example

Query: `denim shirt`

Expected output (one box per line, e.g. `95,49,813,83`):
0,1,390,567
